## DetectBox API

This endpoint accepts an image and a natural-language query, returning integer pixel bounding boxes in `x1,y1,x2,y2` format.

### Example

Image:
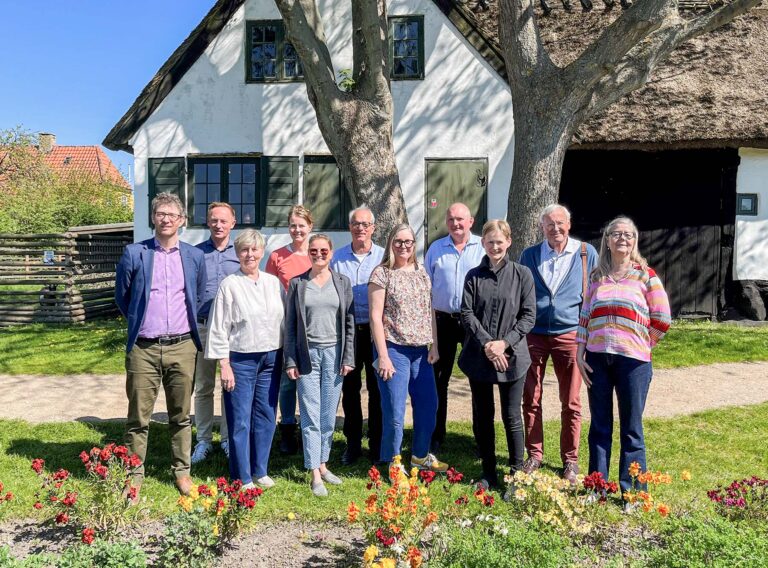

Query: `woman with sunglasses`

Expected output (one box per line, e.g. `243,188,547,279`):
576,216,671,511
369,224,448,476
284,234,355,497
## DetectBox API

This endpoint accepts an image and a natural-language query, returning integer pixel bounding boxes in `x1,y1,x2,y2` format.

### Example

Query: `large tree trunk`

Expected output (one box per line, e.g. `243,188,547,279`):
507,107,575,259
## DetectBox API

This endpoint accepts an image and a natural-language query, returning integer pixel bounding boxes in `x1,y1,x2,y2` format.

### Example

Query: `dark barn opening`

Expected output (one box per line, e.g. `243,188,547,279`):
559,148,740,319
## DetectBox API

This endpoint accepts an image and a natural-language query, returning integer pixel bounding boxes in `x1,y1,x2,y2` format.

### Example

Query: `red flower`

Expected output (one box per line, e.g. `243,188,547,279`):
82,527,96,545
446,467,464,484
419,470,436,486
55,512,69,525
368,466,382,487
113,445,128,458
127,454,142,469
4,492,13,501
375,527,396,547
79,451,90,465
483,494,495,507
49,495,59,503
216,477,229,492
31,459,45,474
94,465,108,479
127,486,137,501
33,502,43,510
52,469,70,481
62,492,78,507
198,484,213,497
455,495,469,505
99,447,113,462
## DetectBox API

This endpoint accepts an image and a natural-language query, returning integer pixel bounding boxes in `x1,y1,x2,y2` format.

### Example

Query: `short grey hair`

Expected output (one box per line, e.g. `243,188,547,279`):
151,192,185,217
234,229,265,253
539,203,571,225
348,205,375,224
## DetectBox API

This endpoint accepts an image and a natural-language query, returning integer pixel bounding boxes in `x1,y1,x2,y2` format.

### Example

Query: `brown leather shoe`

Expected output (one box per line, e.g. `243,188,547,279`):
122,481,141,506
175,475,194,496
522,457,541,475
563,462,580,484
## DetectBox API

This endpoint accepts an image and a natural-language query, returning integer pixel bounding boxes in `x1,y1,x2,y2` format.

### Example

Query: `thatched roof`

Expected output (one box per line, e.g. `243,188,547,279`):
104,0,768,152
465,1,768,149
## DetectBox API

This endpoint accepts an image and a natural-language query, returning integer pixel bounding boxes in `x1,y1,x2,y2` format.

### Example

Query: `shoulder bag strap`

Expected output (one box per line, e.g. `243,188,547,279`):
580,242,588,301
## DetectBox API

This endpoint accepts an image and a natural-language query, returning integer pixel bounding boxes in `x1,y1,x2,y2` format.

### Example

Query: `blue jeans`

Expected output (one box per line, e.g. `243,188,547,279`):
224,350,282,483
586,351,653,494
278,372,298,425
296,344,343,470
376,342,438,462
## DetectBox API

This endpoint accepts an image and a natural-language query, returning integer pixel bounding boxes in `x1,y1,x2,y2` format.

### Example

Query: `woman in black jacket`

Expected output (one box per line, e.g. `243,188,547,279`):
459,220,536,490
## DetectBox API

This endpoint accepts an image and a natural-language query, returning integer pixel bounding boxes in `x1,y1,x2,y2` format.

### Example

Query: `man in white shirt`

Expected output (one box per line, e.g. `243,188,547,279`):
424,203,485,453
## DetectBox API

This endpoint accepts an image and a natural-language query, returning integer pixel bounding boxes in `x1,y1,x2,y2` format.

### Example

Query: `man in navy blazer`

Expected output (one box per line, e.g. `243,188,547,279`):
115,192,206,501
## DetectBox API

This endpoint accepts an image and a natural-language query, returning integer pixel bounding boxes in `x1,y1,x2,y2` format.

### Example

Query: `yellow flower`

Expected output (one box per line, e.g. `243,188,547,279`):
681,470,692,482
392,455,402,466
363,544,379,564
210,485,218,497
287,512,296,520
410,467,419,478
177,496,193,512
421,497,431,507
514,488,526,501
201,497,212,510
212,523,219,537
380,559,396,568
188,485,199,500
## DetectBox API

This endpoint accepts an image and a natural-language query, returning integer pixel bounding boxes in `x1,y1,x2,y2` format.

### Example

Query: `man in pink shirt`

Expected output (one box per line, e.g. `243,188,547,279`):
115,192,206,501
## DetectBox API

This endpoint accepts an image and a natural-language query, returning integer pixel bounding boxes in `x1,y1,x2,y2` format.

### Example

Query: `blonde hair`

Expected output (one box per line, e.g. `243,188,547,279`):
288,205,314,226
481,219,512,240
380,224,418,269
591,216,648,282
309,233,333,250
234,229,265,253
207,201,236,221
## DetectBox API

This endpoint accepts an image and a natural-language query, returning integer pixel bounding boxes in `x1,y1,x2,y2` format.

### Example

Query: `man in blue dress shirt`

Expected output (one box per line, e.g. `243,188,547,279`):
424,203,485,453
191,202,241,465
330,206,385,464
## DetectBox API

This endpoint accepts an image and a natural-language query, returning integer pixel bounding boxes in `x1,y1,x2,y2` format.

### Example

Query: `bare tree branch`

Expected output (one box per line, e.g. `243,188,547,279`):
499,0,557,87
681,0,762,39
351,0,390,97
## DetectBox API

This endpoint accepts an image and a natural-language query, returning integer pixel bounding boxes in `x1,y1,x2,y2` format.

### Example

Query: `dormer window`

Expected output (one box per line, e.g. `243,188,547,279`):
246,21,304,82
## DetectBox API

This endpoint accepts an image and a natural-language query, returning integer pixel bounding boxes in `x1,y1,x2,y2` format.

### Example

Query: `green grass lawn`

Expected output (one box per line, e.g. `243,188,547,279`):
0,319,766,376
1,403,766,522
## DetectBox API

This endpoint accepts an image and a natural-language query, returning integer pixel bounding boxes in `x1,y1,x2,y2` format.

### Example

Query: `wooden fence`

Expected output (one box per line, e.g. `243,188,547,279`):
0,232,131,326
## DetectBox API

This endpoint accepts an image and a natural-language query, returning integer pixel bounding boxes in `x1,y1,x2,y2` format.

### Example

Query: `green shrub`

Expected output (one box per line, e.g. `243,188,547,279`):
646,515,768,567
156,510,218,568
0,545,54,567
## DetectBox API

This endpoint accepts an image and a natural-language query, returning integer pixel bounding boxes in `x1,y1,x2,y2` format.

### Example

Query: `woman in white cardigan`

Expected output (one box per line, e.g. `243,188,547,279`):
206,229,284,489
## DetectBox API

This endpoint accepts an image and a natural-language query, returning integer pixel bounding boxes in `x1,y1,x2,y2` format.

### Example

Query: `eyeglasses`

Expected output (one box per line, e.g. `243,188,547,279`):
154,211,183,222
544,221,567,230
393,239,415,249
608,231,636,240
350,221,373,229
309,248,330,257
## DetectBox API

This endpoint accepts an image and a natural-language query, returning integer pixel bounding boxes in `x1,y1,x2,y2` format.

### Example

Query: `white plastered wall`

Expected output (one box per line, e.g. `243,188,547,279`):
734,147,768,280
129,0,515,257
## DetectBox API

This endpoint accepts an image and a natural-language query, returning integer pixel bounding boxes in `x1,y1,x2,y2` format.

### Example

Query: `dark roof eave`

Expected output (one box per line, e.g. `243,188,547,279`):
570,137,768,151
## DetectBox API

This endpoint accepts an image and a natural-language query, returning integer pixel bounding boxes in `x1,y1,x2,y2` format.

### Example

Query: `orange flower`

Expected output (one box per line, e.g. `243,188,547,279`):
348,501,361,523
628,462,641,478
637,491,653,504
423,511,438,528
642,501,654,513
421,497,431,508
657,503,670,517
623,491,636,504
389,524,402,534
407,547,423,568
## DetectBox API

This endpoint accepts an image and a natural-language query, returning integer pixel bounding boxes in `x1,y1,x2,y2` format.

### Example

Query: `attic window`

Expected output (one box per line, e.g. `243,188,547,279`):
246,21,303,83
389,16,425,80
63,157,72,165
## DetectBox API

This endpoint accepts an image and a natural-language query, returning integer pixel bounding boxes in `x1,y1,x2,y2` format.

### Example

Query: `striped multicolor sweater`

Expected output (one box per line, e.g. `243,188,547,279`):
576,266,671,362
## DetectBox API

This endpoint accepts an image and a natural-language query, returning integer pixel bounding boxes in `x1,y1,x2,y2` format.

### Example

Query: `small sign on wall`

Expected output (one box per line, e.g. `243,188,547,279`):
737,193,758,216
43,250,55,264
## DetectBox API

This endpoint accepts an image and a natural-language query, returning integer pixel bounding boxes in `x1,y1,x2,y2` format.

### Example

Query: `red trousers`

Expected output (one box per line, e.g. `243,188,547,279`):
523,331,583,465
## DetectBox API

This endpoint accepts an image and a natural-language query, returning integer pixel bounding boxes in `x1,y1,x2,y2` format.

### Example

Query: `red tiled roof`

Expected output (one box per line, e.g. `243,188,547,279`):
43,145,130,189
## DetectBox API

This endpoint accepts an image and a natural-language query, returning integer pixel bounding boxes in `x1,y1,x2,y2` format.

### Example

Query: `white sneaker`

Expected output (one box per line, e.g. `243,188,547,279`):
191,442,213,465
241,482,256,490
221,440,230,459
256,475,275,489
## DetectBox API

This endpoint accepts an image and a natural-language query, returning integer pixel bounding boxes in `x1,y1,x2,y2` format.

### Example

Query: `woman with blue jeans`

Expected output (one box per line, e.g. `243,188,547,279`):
284,234,355,497
206,229,285,489
576,217,671,511
369,224,448,475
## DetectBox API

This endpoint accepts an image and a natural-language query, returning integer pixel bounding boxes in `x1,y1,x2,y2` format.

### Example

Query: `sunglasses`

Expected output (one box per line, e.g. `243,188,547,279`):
393,239,415,249
309,248,331,257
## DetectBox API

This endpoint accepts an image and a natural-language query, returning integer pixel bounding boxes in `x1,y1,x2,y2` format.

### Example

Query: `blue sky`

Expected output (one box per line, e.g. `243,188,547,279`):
1,0,215,185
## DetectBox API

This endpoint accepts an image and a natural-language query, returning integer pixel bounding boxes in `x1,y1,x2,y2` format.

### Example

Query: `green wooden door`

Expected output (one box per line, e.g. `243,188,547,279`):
424,159,488,248
303,156,353,230
262,157,299,227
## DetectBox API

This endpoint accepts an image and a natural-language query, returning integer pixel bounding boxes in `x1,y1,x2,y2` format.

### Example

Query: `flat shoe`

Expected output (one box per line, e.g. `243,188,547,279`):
311,480,328,497
256,475,275,489
321,470,343,485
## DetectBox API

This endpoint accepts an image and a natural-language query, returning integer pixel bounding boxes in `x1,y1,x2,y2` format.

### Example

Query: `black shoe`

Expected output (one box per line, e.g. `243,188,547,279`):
368,447,381,464
279,424,299,455
342,446,362,466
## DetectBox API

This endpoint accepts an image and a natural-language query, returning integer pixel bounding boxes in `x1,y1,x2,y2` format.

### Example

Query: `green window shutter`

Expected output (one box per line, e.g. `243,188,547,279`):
148,158,185,227
261,156,298,227
303,156,353,230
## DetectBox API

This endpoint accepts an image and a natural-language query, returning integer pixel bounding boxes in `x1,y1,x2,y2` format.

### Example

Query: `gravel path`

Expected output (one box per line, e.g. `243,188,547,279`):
1,361,767,425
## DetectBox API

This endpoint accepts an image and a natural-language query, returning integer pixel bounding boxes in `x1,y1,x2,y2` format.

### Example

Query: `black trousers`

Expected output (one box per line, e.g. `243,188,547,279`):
341,324,382,457
469,374,526,480
432,311,465,446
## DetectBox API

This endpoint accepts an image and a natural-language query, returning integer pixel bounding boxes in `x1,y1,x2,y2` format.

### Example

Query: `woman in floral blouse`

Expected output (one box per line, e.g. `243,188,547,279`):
369,224,448,475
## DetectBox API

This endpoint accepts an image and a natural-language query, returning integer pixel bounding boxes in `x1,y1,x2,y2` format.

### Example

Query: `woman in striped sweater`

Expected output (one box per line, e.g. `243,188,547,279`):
576,216,671,510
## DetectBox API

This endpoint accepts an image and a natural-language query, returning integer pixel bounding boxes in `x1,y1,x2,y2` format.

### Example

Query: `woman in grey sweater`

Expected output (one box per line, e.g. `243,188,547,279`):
284,234,355,496
459,220,536,490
